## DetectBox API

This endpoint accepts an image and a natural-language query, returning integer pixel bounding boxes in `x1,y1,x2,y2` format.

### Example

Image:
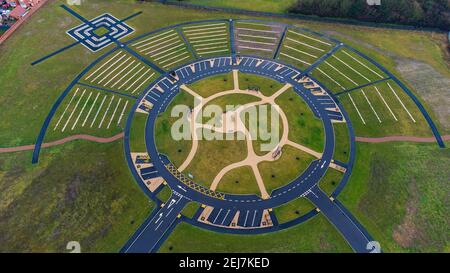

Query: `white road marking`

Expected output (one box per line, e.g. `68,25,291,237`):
132,30,174,47
237,27,278,34
148,44,184,57
238,39,276,46
315,68,345,90
132,73,155,94
325,60,358,85
154,47,186,61
111,63,140,88
198,49,229,55
118,66,145,89
137,32,178,50
143,40,181,55
190,37,228,44
163,55,190,68
126,69,151,91
183,23,226,29
184,26,226,33
238,45,273,52
186,29,226,37
139,36,178,52
238,33,277,40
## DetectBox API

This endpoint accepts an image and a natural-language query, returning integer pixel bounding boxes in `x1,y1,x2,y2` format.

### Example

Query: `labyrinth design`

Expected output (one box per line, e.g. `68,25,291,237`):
33,14,443,254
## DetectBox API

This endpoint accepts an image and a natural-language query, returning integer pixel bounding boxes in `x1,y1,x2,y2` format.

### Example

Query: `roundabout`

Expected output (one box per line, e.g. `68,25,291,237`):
32,10,443,253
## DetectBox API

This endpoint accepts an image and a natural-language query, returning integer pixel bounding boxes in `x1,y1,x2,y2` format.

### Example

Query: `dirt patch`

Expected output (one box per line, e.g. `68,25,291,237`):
392,181,424,248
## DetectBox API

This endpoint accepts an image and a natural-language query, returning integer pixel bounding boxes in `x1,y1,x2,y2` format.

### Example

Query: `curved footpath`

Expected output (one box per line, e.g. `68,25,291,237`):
0,133,124,153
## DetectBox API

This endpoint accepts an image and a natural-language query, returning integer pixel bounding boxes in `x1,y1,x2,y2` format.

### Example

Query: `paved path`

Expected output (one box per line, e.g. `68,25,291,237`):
306,185,374,253
356,135,450,143
0,133,124,153
121,192,189,253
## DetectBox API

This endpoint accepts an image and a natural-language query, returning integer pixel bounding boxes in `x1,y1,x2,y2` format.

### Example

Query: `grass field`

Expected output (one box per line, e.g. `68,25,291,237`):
181,0,297,14
238,73,284,97
1,0,449,253
275,88,324,152
183,132,247,188
338,141,450,252
339,80,432,137
160,214,351,252
187,73,234,98
129,112,148,152
155,91,194,167
258,145,315,194
332,122,350,163
0,140,153,252
216,165,260,195
273,197,316,224
319,168,344,196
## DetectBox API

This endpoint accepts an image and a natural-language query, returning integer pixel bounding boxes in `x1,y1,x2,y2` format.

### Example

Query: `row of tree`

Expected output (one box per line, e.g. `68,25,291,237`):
289,0,450,31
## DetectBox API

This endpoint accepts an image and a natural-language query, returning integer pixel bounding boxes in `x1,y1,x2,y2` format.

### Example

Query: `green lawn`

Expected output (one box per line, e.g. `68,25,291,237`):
333,122,350,163
181,201,200,218
338,141,450,252
275,88,324,153
156,185,173,203
0,140,153,252
318,168,344,196
160,214,351,252
181,0,297,14
129,112,148,152
238,73,284,97
258,145,315,194
183,133,247,188
216,165,260,195
273,197,316,224
155,91,194,168
187,73,234,98
339,80,432,137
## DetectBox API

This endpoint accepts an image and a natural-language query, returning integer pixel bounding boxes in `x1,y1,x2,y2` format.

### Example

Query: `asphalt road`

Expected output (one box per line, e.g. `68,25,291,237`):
121,191,189,253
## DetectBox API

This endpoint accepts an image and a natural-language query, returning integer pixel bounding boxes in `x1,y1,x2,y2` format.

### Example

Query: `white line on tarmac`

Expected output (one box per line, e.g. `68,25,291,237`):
143,40,182,55
139,36,179,52
333,55,371,82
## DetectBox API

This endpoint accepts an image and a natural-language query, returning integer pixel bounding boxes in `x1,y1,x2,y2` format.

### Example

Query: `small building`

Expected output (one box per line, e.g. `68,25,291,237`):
9,5,26,20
